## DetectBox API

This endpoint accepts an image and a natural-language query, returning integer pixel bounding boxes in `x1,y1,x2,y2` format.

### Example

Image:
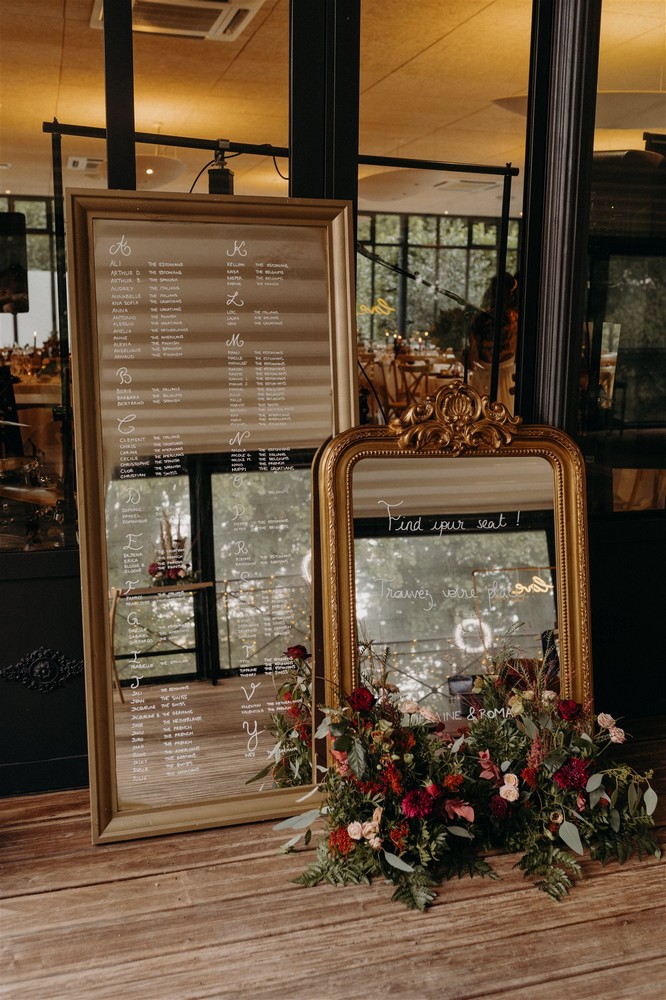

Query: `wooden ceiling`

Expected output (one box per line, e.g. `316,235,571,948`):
0,0,663,214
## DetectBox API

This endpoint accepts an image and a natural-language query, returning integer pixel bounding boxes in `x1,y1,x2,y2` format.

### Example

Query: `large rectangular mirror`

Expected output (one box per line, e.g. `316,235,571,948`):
67,190,356,842
316,382,593,714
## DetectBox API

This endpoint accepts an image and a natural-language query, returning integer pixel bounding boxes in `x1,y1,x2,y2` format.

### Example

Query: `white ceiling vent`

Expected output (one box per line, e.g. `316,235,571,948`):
90,0,265,42
434,178,499,193
66,155,104,173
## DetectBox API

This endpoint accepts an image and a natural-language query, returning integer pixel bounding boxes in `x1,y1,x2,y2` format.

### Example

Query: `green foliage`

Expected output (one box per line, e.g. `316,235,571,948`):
279,645,660,911
518,844,583,901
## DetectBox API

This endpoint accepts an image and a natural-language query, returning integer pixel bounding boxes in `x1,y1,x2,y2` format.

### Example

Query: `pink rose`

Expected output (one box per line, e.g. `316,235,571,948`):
597,712,616,729
499,784,519,802
347,821,364,840
609,726,626,743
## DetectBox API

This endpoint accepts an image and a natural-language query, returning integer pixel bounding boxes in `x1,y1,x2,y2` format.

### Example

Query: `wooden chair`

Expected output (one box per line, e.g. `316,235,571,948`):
373,359,408,420
398,360,430,407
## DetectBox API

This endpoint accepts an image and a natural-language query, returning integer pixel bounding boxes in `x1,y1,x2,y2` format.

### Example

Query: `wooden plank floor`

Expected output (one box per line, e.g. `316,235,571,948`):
1,721,665,1000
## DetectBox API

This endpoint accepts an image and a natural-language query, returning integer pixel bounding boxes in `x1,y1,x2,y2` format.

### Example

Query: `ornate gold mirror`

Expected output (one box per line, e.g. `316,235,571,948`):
315,381,592,715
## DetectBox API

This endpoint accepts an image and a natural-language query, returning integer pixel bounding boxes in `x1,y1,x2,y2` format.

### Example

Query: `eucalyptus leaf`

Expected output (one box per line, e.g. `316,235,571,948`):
628,782,641,814
314,717,331,739
450,735,465,754
544,752,566,772
644,786,658,816
383,850,415,872
281,834,302,851
520,715,539,739
447,825,474,839
273,807,321,831
609,807,621,832
558,819,584,855
348,739,369,779
585,772,604,792
296,783,322,802
500,760,512,772
589,786,603,809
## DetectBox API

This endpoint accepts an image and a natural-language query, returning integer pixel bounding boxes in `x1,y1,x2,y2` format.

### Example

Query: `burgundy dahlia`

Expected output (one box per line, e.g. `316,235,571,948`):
401,789,435,820
553,756,589,791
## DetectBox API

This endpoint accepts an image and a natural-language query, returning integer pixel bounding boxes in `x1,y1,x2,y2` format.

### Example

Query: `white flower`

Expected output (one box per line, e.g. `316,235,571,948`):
508,695,524,717
367,835,383,851
542,690,558,704
609,726,626,744
550,810,564,825
347,821,364,840
372,806,383,826
503,772,519,787
522,689,535,701
597,712,616,729
419,705,442,723
499,784,519,802
361,821,378,839
401,700,420,715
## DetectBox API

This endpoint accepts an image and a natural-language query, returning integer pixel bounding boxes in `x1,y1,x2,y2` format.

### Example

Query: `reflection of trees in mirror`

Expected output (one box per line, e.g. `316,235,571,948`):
107,476,198,681
213,467,313,676
355,522,554,718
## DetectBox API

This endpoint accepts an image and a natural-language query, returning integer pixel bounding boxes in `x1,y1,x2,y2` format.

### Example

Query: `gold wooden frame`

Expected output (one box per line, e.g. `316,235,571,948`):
315,380,593,708
67,189,356,842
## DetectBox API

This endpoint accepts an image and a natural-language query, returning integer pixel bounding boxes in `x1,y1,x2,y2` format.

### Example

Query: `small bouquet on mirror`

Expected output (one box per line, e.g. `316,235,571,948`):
147,511,197,586
274,639,660,911
247,644,313,789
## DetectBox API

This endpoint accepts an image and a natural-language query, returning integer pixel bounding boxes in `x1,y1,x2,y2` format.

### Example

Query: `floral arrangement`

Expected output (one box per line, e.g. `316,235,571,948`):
278,641,660,910
248,645,313,788
147,512,197,586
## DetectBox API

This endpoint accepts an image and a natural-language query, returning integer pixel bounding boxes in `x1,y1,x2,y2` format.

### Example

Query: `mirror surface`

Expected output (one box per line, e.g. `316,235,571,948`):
67,190,355,840
352,456,556,719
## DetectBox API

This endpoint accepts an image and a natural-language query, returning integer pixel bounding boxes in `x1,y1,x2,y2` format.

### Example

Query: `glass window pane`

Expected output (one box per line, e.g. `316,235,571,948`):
26,233,51,270
471,220,497,246
374,214,401,244
439,217,468,246
408,215,437,244
14,200,47,229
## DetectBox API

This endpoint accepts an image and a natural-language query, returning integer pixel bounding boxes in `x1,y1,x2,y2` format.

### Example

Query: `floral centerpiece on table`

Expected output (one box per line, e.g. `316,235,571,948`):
279,641,660,910
247,644,312,788
147,511,197,586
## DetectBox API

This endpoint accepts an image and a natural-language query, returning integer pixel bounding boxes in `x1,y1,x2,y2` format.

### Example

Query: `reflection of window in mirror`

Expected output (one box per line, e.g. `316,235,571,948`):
354,518,555,720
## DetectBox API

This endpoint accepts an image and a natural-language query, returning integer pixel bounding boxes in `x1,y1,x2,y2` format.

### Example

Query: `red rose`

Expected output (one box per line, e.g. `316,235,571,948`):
284,645,310,661
347,686,376,712
557,699,583,721
148,562,159,576
490,794,509,819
